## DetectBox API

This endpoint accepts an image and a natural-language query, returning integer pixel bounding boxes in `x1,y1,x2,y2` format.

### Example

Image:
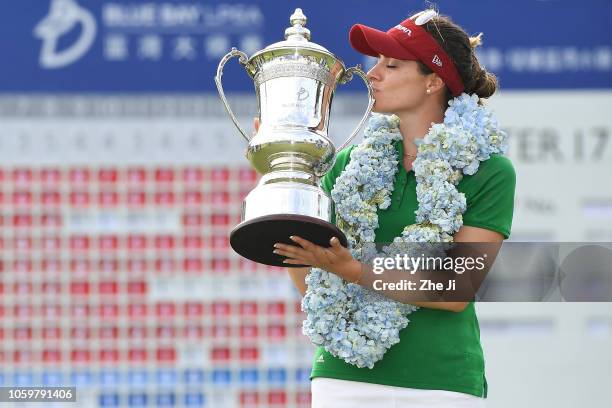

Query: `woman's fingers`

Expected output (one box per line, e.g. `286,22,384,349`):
329,237,345,254
273,240,317,263
317,237,344,262
283,236,342,254
289,235,315,250
273,244,306,259
251,118,260,141
292,236,335,263
282,258,312,265
274,236,346,268
272,243,311,265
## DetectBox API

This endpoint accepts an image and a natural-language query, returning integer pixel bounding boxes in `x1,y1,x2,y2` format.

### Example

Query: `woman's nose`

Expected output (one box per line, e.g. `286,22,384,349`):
367,67,379,83
367,63,382,83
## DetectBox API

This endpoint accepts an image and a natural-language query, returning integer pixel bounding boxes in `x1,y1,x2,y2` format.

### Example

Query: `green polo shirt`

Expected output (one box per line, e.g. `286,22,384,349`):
311,140,516,398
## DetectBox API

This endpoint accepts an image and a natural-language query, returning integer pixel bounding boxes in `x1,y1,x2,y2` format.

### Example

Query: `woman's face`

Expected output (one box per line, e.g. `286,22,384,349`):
367,56,429,114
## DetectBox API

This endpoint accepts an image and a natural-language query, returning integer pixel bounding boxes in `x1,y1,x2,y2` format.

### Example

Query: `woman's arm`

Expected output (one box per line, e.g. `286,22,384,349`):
444,225,503,311
358,226,503,312
274,225,504,312
287,267,309,297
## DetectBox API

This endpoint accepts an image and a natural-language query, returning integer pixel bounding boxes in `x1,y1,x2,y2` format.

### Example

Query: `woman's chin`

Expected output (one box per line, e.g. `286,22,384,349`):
371,105,391,114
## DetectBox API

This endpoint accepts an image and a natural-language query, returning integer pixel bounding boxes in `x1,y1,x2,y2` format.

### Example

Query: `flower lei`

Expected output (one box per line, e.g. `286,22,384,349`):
301,94,508,369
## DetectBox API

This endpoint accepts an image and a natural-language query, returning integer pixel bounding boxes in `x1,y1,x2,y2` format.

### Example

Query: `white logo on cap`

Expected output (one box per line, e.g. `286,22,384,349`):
394,24,412,36
432,54,443,67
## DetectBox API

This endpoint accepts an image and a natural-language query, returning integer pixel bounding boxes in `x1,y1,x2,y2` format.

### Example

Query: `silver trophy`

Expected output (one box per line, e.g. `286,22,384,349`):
215,8,374,266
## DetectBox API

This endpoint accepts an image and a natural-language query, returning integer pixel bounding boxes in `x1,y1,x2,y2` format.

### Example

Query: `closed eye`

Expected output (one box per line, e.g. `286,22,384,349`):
386,65,396,69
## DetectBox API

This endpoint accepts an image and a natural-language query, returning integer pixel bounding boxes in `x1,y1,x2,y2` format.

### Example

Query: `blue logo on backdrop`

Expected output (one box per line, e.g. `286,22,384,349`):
35,0,97,69
0,0,610,92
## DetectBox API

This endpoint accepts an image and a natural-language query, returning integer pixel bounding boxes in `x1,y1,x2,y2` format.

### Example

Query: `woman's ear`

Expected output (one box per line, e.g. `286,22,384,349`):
426,73,446,94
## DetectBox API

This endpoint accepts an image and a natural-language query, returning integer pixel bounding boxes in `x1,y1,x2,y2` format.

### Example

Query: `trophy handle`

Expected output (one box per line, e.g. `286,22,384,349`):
215,47,251,143
337,64,375,151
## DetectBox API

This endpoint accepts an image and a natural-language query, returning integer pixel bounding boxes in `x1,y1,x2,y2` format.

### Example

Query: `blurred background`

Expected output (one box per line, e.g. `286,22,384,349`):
0,0,610,407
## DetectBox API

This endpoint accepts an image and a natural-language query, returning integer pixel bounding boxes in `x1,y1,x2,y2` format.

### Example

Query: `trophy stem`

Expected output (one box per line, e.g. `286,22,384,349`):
260,170,317,186
231,179,349,266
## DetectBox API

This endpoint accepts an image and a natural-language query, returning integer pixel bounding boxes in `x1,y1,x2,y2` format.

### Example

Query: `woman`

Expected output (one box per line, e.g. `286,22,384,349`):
272,10,515,408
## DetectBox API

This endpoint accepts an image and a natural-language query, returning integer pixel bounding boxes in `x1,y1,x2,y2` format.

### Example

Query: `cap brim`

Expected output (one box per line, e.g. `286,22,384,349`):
349,24,417,60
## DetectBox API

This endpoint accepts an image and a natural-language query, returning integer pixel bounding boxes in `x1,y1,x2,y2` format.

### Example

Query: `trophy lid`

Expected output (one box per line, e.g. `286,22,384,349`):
249,8,336,60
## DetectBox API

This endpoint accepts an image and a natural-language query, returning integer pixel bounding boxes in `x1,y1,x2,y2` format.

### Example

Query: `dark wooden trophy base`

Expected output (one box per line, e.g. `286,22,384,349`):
230,214,348,267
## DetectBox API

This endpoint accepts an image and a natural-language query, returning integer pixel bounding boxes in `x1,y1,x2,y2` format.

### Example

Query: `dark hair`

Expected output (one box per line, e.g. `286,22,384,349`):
416,14,497,103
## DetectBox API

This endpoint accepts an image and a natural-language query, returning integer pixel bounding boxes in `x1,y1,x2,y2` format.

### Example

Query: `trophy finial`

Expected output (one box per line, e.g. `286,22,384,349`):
285,8,311,41
290,8,307,26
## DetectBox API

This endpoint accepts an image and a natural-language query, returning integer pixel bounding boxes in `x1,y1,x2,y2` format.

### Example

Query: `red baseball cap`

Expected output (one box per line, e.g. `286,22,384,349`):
349,15,465,96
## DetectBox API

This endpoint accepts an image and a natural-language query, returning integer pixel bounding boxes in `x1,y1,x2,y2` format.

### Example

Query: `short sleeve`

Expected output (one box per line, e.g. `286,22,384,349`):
319,146,356,224
320,146,355,195
459,155,516,239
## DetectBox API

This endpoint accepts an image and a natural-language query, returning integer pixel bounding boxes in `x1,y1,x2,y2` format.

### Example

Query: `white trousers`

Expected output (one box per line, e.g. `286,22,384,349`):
311,378,487,408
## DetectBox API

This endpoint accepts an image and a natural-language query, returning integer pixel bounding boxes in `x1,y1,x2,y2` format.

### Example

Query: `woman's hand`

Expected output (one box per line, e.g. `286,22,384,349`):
253,117,260,133
273,236,363,282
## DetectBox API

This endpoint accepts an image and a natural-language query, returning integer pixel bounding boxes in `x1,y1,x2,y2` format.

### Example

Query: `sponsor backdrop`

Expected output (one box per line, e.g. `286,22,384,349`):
0,1,611,408
0,0,610,92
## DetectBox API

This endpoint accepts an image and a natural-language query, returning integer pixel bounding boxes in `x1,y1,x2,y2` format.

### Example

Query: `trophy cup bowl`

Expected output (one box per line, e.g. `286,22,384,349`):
215,8,374,267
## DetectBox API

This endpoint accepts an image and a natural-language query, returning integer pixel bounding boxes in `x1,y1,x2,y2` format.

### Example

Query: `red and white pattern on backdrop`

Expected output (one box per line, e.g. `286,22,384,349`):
1,164,313,407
